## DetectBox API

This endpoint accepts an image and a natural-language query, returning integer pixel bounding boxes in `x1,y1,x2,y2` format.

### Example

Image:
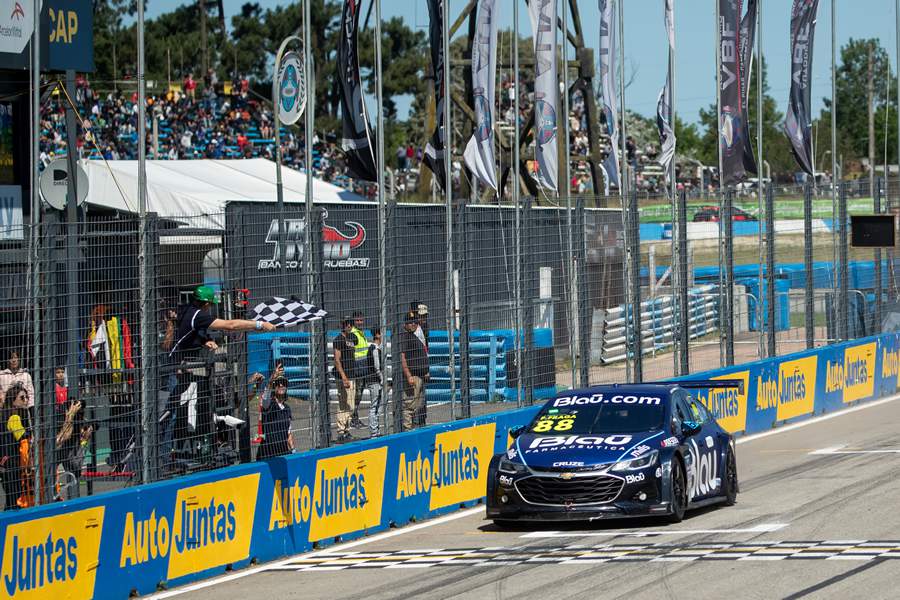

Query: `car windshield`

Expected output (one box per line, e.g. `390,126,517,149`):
529,395,667,434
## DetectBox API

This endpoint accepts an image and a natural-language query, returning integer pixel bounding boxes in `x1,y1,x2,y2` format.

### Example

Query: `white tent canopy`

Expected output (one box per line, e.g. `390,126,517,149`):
83,159,365,226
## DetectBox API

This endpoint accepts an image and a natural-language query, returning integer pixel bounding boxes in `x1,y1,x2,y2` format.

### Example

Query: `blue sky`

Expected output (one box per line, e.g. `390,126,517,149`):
145,0,898,125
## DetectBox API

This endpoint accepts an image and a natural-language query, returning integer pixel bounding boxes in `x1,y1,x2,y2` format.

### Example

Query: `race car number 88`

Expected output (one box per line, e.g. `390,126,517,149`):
533,418,574,432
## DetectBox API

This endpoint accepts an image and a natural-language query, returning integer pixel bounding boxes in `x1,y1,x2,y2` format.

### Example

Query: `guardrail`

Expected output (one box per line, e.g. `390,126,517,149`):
594,284,719,363
3,332,900,599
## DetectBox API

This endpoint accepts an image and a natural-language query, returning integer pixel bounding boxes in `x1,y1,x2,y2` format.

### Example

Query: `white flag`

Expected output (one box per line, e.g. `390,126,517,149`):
463,0,499,191
656,0,676,177
529,0,559,191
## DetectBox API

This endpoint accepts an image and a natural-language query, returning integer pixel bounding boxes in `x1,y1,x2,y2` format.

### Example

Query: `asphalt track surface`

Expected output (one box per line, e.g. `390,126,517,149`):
150,394,900,600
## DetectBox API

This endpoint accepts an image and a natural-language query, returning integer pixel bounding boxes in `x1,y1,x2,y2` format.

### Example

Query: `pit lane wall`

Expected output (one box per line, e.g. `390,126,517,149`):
2,333,900,599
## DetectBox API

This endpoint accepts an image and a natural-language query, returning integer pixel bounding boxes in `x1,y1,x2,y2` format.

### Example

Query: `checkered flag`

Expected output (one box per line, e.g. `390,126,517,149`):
250,296,328,328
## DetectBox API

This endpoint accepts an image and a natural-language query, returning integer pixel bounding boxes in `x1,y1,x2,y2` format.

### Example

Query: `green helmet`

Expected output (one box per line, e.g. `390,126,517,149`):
193,285,219,304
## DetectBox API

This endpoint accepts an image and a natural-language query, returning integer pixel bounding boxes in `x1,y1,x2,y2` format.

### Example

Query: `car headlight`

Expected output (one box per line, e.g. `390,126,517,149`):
499,457,528,474
611,450,658,472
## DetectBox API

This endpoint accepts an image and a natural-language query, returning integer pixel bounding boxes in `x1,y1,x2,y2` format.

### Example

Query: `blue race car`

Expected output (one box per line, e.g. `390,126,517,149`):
486,382,740,525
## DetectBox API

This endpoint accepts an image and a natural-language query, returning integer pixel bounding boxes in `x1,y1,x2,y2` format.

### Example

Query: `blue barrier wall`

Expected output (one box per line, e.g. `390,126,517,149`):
2,333,899,599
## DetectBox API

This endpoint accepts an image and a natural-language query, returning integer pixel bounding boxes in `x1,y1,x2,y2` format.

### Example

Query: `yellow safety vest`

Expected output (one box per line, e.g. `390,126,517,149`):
351,326,368,362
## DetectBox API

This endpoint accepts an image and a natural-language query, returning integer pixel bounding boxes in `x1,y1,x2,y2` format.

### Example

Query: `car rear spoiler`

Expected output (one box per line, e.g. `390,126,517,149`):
654,379,745,394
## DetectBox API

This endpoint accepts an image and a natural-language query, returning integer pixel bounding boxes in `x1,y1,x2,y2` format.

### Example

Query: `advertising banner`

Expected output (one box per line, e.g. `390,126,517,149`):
462,0,499,192
784,0,820,176
528,0,559,191
337,0,378,181
656,0,676,177
598,0,620,189
718,0,748,186
423,0,448,191
0,0,94,72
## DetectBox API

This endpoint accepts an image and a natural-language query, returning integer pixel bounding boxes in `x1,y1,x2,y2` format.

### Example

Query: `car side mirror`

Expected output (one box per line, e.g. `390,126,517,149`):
681,420,702,437
509,426,525,439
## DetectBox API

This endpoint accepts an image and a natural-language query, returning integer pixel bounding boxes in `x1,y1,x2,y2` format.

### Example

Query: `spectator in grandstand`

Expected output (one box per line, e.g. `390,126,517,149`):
183,73,197,101
366,328,384,437
350,311,368,429
399,310,429,431
163,286,275,467
332,317,357,442
396,145,406,170
251,365,294,459
1,384,32,509
0,351,34,409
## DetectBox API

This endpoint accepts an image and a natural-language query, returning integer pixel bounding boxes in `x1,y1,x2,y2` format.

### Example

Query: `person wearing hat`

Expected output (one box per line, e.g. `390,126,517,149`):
163,285,276,465
250,364,294,460
332,317,358,442
398,310,430,431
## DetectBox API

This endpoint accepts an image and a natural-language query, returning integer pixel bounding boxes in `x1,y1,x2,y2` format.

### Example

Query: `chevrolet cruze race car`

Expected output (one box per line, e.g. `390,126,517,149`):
486,382,739,525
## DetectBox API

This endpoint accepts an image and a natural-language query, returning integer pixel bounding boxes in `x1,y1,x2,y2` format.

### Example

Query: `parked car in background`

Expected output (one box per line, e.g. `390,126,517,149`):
692,205,758,222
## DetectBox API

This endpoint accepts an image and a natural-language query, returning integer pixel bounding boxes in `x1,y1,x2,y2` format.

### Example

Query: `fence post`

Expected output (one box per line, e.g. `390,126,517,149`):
309,209,330,448
456,200,471,414
36,212,60,504
723,188,734,366
804,183,814,349
523,196,535,402
143,214,160,481
765,183,776,356
388,199,404,435
576,198,590,387
629,188,643,381
838,181,849,340
677,188,690,375
874,177,883,334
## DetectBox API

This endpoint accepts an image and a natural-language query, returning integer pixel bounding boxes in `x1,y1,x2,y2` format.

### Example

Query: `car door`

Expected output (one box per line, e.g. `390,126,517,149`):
686,395,723,500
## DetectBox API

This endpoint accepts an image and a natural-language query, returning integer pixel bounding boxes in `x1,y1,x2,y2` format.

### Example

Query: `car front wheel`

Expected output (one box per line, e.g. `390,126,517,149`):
666,459,687,523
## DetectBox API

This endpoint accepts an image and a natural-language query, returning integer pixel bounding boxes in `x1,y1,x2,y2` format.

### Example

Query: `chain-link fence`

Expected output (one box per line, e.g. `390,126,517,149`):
3,178,897,509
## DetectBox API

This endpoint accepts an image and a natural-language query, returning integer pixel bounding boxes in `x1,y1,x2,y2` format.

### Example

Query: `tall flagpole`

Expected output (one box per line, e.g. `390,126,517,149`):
715,0,726,366
375,0,388,400
667,0,678,376
441,0,456,414
562,0,576,386
137,0,151,484
756,0,765,358
896,0,900,198
617,0,633,383
831,0,842,339
514,0,524,406
29,0,42,502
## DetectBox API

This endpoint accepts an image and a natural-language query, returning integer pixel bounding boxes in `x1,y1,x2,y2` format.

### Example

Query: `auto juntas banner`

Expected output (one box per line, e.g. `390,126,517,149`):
528,0,559,191
738,0,759,175
338,0,378,181
783,0,820,176
463,0,500,192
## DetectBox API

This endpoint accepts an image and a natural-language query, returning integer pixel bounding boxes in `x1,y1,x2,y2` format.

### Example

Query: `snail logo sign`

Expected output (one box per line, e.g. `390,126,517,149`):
275,51,305,126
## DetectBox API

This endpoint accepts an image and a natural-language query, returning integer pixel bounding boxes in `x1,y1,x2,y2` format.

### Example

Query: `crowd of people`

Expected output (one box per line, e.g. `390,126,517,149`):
38,73,690,200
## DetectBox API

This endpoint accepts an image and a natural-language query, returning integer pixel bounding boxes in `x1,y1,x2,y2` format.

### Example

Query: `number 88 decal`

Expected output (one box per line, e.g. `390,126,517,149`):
533,418,575,432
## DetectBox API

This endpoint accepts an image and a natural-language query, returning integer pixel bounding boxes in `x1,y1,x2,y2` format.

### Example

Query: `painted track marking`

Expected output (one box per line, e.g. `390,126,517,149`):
520,523,788,539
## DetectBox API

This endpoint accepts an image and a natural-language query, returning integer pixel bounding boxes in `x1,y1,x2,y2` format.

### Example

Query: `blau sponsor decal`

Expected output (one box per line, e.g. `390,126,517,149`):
1,506,104,599
825,342,875,403
755,356,817,421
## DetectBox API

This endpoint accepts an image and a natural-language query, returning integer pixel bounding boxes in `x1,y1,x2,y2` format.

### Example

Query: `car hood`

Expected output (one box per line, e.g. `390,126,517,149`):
515,430,665,471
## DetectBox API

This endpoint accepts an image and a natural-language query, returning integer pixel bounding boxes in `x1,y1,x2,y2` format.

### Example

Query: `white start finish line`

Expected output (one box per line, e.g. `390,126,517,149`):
810,445,900,455
519,523,789,539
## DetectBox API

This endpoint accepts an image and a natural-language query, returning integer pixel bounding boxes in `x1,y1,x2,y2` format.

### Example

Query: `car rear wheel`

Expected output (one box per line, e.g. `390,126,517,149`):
723,449,738,506
666,459,687,523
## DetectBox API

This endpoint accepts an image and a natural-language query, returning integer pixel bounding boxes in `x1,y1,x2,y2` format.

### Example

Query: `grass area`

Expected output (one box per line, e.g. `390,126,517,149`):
639,197,875,223
644,232,878,268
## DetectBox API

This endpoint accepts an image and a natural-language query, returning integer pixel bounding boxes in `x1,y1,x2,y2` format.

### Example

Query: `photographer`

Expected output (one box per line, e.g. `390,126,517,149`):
250,364,294,460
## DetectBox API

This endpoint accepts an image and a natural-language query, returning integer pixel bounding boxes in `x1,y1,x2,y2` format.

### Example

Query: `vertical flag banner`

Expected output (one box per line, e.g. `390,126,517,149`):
784,0,820,176
656,0,676,177
718,0,748,186
424,0,448,191
463,0,500,191
338,0,378,181
738,0,759,175
529,0,559,191
598,0,620,189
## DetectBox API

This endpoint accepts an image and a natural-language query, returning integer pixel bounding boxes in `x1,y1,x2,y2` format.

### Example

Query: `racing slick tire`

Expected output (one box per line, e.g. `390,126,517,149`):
723,449,738,506
666,458,688,524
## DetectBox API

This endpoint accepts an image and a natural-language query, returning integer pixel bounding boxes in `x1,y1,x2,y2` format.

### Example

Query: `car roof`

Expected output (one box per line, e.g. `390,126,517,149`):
550,384,677,401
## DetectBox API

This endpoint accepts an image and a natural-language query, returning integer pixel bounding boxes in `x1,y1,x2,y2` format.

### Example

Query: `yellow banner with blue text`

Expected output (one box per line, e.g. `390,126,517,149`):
824,341,876,403
757,355,818,421
308,447,388,542
1,506,104,600
697,371,750,433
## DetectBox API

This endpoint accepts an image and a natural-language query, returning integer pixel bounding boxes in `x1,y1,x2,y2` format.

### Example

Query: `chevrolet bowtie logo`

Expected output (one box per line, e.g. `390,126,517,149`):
559,472,575,480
